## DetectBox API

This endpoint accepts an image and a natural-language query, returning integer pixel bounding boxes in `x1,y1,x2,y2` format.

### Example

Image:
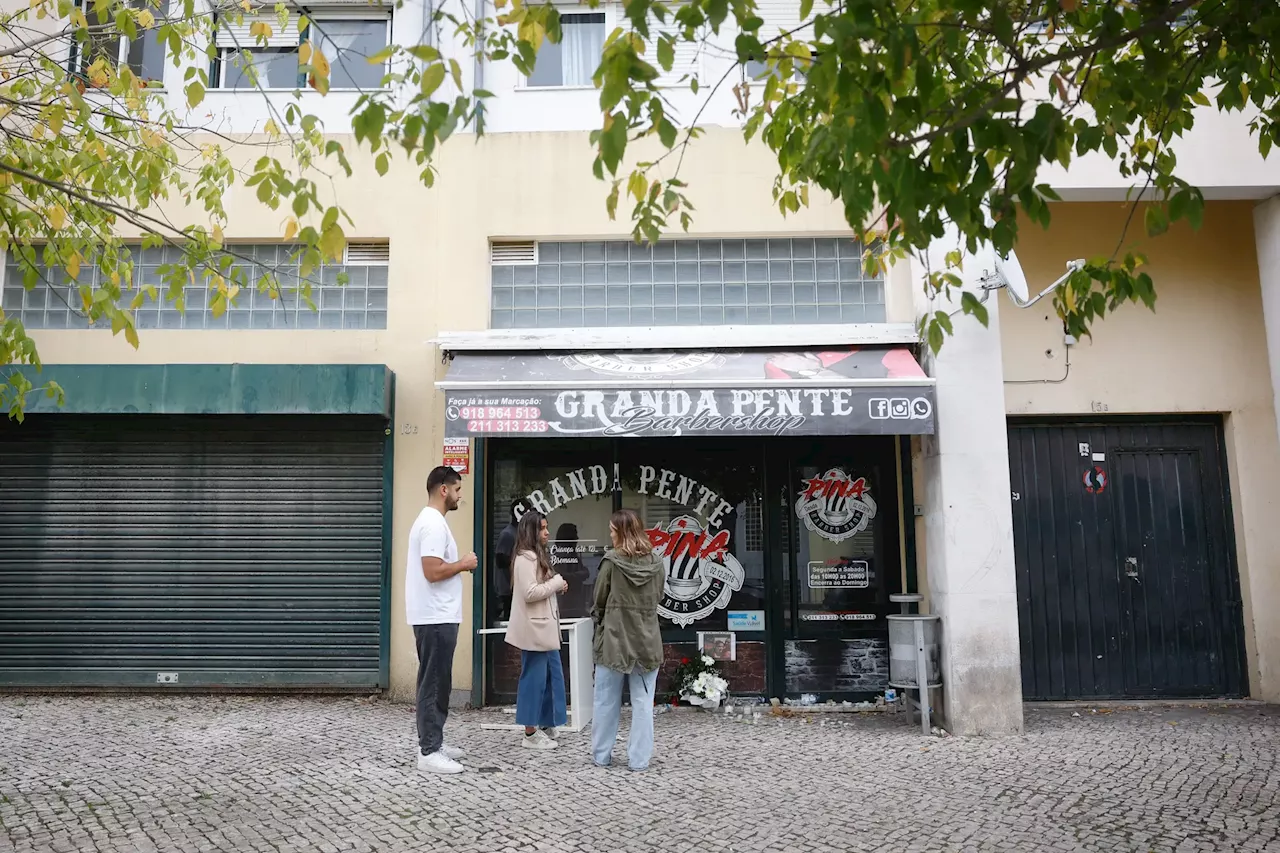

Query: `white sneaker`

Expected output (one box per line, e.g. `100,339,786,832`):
417,750,464,774
522,729,558,750
441,744,466,760
540,726,559,741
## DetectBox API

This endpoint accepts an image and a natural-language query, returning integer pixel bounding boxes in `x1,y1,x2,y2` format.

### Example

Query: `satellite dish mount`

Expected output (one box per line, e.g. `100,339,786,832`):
979,250,1085,308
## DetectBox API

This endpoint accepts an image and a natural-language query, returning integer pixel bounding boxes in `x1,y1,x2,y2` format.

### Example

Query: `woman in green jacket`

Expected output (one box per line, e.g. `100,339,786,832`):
590,508,665,771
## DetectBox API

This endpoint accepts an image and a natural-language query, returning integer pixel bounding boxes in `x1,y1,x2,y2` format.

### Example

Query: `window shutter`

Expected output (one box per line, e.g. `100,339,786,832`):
752,0,815,44
214,1,393,50
490,242,537,265
344,242,389,264
215,14,302,49
651,10,702,88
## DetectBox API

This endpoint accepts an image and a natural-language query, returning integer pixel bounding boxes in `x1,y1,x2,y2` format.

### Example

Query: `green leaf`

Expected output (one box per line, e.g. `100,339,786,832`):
926,320,944,354
1186,191,1204,230
420,63,446,98
657,37,674,73
186,81,205,108
1144,205,1169,237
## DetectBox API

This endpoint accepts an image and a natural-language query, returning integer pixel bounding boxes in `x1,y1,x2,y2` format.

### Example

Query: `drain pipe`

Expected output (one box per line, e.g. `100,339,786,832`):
473,0,486,132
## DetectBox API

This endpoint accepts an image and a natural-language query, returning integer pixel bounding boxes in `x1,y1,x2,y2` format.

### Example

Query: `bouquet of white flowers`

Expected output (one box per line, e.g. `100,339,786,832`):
674,654,730,709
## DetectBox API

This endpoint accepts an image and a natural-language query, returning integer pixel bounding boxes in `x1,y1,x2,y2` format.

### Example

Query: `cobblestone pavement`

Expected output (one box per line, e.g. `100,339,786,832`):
1,696,1278,853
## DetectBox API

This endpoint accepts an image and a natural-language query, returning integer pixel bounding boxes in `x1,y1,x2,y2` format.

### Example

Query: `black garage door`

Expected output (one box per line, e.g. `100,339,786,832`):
0,415,387,688
1009,418,1248,700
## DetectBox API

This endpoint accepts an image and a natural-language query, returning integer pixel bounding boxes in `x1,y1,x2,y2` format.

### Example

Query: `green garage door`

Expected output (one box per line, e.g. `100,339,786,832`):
0,414,387,688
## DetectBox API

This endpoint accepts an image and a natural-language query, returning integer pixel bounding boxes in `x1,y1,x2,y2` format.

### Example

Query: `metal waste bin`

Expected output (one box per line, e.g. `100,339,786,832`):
887,613,942,734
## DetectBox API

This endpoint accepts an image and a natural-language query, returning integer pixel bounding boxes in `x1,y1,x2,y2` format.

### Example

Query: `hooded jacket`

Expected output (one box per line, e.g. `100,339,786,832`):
591,547,665,673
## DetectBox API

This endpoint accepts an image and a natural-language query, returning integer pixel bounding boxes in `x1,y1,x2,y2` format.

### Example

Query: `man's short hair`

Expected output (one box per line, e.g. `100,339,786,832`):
426,466,462,494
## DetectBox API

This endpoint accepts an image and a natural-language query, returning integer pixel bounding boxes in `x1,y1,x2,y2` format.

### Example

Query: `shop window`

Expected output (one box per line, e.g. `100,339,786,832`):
0,242,390,330
487,440,615,623
486,438,767,635
617,439,766,636
214,5,392,90
489,238,885,329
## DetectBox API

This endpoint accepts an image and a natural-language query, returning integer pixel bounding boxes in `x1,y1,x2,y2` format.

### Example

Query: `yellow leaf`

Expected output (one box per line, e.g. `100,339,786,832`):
227,284,241,301
311,45,330,78
47,205,65,230
299,42,312,66
250,21,273,41
284,218,299,241
125,324,139,348
320,222,345,261
264,118,280,136
213,224,224,244
66,252,81,280
136,9,154,28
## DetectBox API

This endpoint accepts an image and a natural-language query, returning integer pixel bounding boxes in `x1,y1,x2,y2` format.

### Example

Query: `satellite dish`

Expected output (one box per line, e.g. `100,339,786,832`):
996,251,1031,306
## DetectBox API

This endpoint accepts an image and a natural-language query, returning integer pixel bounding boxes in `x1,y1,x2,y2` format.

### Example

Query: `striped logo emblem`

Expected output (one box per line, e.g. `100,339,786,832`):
796,468,877,543
648,515,746,628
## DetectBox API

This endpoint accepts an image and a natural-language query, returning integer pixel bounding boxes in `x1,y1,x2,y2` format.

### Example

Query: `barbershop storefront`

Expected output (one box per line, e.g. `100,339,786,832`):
438,347,936,702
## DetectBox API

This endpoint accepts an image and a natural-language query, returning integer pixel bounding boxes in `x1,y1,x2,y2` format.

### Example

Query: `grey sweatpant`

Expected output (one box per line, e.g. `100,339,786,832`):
413,623,459,756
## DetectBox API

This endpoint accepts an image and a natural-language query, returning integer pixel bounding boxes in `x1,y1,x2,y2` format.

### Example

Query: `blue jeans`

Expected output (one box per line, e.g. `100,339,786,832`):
515,650,567,729
591,664,658,771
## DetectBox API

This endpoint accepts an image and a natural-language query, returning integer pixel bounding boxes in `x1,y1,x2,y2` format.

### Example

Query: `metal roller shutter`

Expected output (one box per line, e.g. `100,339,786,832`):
0,414,387,689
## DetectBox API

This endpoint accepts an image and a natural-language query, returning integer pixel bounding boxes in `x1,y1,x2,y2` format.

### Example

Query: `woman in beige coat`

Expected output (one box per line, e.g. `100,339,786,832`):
504,510,569,750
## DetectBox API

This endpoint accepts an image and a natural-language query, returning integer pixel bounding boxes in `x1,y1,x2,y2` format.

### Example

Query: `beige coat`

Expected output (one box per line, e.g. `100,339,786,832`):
504,550,563,652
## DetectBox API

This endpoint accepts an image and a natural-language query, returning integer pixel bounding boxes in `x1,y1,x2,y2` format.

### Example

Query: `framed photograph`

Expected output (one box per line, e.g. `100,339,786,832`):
698,631,736,662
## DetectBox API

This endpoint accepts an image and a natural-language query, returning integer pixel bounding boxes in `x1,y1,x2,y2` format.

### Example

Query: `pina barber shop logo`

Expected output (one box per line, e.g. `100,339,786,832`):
796,468,878,544
648,515,745,628
553,352,725,377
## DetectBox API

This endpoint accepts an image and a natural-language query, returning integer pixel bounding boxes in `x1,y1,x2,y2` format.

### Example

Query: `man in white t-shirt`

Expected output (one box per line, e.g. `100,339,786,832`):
406,465,477,775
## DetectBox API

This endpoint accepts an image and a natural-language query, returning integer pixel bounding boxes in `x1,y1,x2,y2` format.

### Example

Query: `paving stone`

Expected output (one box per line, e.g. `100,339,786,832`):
0,697,1277,852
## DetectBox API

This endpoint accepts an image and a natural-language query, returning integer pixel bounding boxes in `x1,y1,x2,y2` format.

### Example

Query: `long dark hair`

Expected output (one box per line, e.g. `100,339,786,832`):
515,510,552,582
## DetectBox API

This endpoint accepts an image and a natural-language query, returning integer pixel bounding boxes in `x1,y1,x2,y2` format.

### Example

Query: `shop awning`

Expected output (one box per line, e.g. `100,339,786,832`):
436,347,935,438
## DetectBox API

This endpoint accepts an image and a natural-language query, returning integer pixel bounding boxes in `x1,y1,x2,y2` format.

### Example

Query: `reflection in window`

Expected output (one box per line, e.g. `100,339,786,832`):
214,10,391,90
618,440,765,636
71,0,168,85
488,441,614,622
526,12,605,87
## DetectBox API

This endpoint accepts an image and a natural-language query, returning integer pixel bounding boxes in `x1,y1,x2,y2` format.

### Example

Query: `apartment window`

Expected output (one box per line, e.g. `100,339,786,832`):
488,238,885,329
1,243,390,330
215,5,392,90
70,0,167,84
526,12,605,88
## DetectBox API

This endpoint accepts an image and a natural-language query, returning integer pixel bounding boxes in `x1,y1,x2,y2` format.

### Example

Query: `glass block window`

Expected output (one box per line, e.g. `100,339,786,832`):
489,238,885,329
1,243,389,330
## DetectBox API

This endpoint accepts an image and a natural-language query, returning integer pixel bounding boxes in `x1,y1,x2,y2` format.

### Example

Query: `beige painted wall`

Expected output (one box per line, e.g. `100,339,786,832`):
998,201,1280,701
20,128,896,700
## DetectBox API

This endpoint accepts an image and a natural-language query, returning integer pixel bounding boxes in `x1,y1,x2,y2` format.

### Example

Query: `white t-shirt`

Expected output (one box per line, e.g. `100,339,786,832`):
405,506,462,625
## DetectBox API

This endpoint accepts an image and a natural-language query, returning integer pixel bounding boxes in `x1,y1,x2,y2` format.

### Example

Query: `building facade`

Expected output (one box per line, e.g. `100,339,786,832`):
3,1,1280,735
